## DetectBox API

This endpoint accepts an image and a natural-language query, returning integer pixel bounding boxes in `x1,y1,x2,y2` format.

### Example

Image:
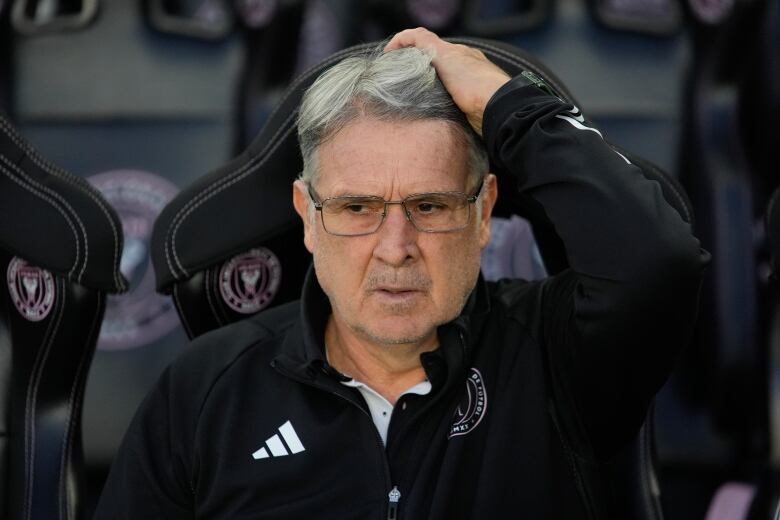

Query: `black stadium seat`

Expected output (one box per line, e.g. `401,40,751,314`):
659,4,769,517
150,37,699,520
7,0,244,508
0,115,126,520
761,184,780,518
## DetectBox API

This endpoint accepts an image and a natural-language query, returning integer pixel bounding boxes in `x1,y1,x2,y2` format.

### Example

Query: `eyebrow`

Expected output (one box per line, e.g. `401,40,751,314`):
327,190,382,198
322,186,470,199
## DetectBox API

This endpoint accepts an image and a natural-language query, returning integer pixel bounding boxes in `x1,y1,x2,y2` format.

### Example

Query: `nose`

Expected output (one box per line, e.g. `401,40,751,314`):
372,202,419,267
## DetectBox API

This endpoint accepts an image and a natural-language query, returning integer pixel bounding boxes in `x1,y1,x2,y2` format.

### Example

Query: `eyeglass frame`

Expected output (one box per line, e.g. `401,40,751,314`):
306,177,485,237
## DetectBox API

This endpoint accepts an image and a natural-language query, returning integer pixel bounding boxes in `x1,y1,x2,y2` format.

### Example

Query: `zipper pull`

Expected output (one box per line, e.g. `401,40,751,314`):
387,486,401,520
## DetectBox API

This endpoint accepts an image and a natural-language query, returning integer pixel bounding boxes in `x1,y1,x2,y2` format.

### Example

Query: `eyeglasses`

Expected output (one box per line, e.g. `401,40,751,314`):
307,179,484,236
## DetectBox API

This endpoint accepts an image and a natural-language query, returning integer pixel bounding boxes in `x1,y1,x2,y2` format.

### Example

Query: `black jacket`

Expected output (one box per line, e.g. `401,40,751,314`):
94,78,709,519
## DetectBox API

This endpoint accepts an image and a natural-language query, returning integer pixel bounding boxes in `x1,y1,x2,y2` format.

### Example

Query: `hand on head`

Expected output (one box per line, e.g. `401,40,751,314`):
384,27,510,137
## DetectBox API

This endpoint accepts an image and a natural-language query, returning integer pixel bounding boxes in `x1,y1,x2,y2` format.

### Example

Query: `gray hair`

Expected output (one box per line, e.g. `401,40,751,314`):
296,44,489,191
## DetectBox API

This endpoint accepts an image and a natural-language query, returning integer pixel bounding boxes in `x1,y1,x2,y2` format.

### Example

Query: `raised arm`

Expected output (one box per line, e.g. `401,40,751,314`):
387,28,710,455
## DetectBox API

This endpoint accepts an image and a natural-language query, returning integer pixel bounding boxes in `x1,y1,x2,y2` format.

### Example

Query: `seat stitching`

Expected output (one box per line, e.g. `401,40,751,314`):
0,119,124,290
164,45,365,279
0,160,80,279
163,110,294,279
166,111,296,279
0,121,90,283
23,276,66,520
59,291,103,520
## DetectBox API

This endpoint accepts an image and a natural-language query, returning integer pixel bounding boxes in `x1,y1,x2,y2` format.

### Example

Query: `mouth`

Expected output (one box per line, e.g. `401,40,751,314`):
372,287,424,303
376,286,418,293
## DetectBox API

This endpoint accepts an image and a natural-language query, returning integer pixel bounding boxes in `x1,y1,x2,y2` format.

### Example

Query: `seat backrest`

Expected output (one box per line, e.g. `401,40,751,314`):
0,115,125,519
150,37,699,520
7,0,244,502
654,0,765,490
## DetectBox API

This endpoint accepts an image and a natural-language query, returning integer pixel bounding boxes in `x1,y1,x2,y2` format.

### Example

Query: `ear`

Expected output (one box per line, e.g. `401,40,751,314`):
478,174,498,249
292,180,315,254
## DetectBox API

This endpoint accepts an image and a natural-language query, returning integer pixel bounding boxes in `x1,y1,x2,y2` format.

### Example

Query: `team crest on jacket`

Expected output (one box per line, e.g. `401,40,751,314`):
449,368,487,438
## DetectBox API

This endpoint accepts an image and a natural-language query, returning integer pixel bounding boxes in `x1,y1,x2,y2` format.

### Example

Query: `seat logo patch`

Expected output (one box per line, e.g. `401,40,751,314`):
7,257,55,322
219,247,281,314
449,368,487,438
88,170,180,350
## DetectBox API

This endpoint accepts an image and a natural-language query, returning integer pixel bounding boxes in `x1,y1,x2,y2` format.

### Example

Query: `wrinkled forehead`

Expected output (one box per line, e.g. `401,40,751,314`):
314,117,472,195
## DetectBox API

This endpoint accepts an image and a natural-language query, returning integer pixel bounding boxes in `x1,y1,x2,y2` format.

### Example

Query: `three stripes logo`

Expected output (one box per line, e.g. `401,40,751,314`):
252,420,305,460
555,106,632,165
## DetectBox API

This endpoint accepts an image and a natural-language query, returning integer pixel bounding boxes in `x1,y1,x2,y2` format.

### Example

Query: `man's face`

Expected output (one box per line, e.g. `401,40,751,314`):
293,118,497,347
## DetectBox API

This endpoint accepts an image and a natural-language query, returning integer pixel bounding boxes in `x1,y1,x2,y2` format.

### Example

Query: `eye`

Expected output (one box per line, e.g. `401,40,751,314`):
408,195,455,215
328,198,383,215
415,201,445,214
345,203,369,214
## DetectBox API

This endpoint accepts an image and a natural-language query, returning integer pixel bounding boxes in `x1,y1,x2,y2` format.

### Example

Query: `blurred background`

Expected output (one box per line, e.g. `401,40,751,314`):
0,0,777,517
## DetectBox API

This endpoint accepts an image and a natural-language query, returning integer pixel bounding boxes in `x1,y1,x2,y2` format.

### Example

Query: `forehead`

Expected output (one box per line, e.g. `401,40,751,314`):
315,117,471,195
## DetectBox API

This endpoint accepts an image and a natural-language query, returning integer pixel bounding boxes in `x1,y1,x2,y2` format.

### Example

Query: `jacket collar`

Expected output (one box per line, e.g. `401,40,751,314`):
275,264,491,382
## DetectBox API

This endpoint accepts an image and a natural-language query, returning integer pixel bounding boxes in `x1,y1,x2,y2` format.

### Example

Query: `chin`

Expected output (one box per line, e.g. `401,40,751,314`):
353,319,436,346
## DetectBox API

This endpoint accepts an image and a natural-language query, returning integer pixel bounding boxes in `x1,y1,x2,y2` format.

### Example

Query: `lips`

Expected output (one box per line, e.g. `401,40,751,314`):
373,288,422,300
375,286,419,294
371,287,425,307
365,272,432,298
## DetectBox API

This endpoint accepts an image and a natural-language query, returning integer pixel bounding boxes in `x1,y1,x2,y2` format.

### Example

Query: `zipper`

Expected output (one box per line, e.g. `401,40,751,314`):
387,486,401,520
272,361,399,518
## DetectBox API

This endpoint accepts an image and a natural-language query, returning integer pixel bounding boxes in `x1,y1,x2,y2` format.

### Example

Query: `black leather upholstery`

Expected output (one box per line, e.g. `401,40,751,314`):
151,38,700,520
760,185,780,519
0,115,126,520
756,3,780,510
652,8,766,512
8,0,245,499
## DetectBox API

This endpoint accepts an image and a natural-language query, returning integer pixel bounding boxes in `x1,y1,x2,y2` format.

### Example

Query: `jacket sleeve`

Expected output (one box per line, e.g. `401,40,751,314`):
92,367,195,519
482,77,710,457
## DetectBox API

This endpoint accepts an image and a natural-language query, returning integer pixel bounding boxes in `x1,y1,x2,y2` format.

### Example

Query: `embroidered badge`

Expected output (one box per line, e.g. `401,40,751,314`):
7,257,55,322
449,368,488,438
219,247,282,314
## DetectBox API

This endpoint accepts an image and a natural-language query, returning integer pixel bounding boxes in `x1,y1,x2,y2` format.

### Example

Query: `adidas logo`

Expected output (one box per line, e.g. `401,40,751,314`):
252,420,305,460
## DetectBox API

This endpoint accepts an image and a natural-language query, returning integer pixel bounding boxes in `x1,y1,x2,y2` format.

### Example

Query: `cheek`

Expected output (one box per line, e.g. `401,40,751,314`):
425,234,482,301
311,235,340,293
311,233,370,297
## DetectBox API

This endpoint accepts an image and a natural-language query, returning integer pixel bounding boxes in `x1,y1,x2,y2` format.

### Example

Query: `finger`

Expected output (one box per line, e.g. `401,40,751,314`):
384,27,442,52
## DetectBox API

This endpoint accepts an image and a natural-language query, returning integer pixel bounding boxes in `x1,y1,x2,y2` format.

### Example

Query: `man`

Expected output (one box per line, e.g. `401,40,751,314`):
95,28,708,518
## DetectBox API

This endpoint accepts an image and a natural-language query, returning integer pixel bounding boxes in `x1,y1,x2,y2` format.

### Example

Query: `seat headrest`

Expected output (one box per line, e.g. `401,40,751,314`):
0,116,127,293
151,37,693,291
